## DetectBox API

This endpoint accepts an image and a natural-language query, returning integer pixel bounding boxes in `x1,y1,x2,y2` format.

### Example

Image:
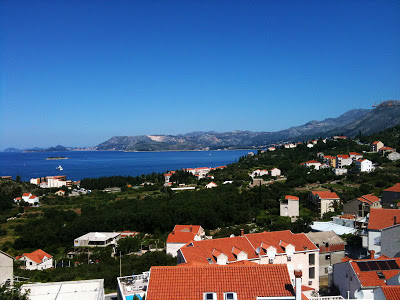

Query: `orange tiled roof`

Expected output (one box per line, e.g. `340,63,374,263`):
381,286,400,300
340,214,356,220
180,230,317,264
311,191,340,199
146,264,295,300
368,209,400,230
384,183,400,193
167,225,202,243
19,249,52,264
285,195,299,201
350,257,400,288
372,141,381,145
357,194,380,205
380,147,394,150
349,152,361,156
22,193,31,197
337,154,350,159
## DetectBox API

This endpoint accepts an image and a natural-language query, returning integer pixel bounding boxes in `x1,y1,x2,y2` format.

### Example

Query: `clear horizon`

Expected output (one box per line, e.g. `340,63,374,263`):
1,1,399,149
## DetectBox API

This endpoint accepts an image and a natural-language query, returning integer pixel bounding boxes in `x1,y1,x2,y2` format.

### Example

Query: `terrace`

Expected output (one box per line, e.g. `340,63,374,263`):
117,271,150,300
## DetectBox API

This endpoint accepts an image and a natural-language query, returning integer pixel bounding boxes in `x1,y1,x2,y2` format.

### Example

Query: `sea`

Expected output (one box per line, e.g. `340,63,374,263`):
0,150,251,181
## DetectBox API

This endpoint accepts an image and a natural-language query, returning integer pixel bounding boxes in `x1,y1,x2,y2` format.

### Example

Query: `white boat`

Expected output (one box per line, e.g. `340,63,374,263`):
56,165,63,171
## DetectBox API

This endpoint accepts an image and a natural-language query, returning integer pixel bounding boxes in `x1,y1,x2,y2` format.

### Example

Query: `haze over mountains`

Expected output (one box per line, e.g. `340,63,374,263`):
95,102,400,151
4,102,400,152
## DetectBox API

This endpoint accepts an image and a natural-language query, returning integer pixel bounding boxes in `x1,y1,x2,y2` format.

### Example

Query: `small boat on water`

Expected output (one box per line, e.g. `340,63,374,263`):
56,165,63,171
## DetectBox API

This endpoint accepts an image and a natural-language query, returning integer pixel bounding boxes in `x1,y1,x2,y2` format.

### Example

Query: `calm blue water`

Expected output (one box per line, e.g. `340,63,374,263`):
0,150,250,181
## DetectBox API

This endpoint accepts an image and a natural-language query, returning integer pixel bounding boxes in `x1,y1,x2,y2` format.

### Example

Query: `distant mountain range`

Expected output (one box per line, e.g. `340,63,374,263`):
4,101,400,152
95,101,400,151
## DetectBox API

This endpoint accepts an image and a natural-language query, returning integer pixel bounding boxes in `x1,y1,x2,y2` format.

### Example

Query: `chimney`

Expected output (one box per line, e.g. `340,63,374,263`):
240,229,244,236
190,226,193,232
369,250,375,259
394,216,397,225
294,270,302,300
172,230,175,235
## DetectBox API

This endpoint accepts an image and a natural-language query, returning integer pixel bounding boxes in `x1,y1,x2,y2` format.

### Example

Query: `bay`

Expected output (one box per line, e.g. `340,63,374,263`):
0,150,251,181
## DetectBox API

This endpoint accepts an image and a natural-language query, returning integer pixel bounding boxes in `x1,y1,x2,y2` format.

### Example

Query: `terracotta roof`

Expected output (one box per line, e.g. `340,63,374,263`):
341,256,352,262
311,191,340,199
18,249,52,264
349,152,361,156
381,286,400,300
380,147,394,150
357,194,380,205
167,225,203,243
384,183,400,193
22,193,31,197
304,160,320,164
368,209,400,230
285,195,299,201
350,257,400,288
337,154,350,159
180,230,318,264
340,214,356,220
372,141,381,145
146,264,295,300
29,195,37,199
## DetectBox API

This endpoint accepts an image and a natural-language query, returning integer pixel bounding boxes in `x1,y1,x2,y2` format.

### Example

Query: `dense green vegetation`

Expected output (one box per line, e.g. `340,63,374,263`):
1,125,399,290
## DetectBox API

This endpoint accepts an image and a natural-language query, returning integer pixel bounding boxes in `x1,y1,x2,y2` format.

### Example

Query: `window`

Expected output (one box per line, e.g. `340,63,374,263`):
204,292,217,300
309,253,315,265
325,254,331,260
309,267,315,279
325,267,328,274
207,258,213,264
224,292,237,300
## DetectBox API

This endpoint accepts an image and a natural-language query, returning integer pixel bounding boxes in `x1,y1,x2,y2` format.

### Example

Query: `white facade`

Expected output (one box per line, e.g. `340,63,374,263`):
333,168,348,176
355,159,373,173
48,178,70,188
18,254,53,271
74,232,120,248
251,169,268,178
280,197,299,221
336,156,352,168
270,168,281,177
0,251,13,285
206,182,218,189
22,193,39,204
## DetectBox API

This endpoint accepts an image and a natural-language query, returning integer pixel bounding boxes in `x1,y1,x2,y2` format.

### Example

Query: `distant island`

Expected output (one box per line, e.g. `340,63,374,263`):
45,157,69,160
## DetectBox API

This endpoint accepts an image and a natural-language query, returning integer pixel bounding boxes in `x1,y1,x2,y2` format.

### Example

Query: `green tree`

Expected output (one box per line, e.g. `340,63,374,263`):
0,284,30,300
15,175,21,183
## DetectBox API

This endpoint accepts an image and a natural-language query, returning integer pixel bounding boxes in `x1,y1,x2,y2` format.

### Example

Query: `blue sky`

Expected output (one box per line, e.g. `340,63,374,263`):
1,0,399,149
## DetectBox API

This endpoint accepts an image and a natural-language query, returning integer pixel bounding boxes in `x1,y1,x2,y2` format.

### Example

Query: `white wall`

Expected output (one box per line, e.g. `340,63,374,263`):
367,230,381,255
166,243,185,257
0,252,13,285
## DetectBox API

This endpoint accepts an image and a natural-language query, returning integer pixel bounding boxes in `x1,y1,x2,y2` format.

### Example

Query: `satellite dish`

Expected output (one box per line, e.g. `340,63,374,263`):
255,247,261,255
354,289,363,299
230,234,235,238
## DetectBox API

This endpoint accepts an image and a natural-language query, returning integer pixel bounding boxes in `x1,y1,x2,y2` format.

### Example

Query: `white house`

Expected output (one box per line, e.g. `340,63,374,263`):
371,141,384,152
268,147,276,151
74,232,121,248
16,249,53,270
205,182,218,189
336,155,353,168
280,195,299,221
21,193,39,205
250,169,268,178
333,168,348,176
307,143,314,148
349,152,363,161
0,250,13,285
301,160,321,170
355,159,373,173
363,208,400,257
166,225,207,257
270,168,281,177
309,191,341,218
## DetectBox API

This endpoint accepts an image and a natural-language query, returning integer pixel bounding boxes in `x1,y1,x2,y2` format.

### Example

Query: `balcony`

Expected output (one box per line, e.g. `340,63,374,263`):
117,272,150,299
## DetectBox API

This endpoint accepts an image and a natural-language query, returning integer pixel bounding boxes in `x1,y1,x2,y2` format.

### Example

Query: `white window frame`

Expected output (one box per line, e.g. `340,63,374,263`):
204,292,217,300
224,292,237,300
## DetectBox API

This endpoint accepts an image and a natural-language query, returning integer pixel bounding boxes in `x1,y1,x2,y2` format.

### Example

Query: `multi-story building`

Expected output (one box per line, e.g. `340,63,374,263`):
336,154,353,168
305,231,345,277
280,195,299,221
178,230,320,291
74,232,121,248
270,167,281,177
381,183,400,206
363,209,400,257
309,191,341,218
371,141,384,152
343,194,381,217
301,160,321,170
355,159,373,173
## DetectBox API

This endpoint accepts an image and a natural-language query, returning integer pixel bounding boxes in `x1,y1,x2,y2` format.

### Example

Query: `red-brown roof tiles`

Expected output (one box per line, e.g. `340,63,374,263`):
146,264,295,300
357,194,380,205
381,286,400,300
368,209,400,230
311,191,340,199
384,183,400,193
180,230,317,264
18,249,52,264
285,195,299,201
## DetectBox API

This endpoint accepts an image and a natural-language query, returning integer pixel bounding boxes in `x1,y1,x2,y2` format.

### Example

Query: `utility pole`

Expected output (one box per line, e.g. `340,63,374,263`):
120,251,122,277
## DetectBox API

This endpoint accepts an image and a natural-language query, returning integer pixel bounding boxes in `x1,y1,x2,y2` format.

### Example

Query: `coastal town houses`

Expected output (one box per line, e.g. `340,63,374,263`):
55,190,66,196
166,225,207,257
177,229,321,291
381,183,400,207
333,256,400,299
349,152,363,161
16,192,39,205
16,249,53,270
206,181,218,189
305,231,345,277
355,159,373,173
117,264,315,300
363,209,400,258
250,169,268,178
301,160,321,170
343,194,381,218
280,195,299,222
0,250,14,285
309,191,341,218
379,147,396,156
336,154,352,168
371,141,384,152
